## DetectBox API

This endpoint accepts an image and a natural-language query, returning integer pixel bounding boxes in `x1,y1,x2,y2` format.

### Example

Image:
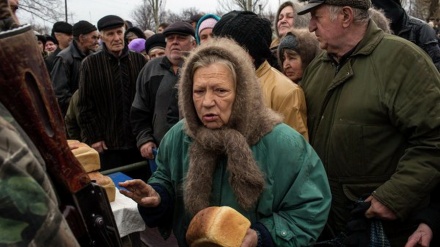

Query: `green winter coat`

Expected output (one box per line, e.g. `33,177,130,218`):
149,120,331,246
301,20,440,237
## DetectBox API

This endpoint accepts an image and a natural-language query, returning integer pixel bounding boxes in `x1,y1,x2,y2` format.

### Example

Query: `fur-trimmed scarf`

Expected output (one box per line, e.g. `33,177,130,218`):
184,128,266,215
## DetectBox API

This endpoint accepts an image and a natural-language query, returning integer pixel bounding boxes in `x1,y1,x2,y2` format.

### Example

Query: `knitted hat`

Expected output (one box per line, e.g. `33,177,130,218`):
195,14,221,44
198,18,218,35
277,30,321,71
97,15,125,31
212,11,272,66
278,33,299,54
297,0,372,15
128,38,146,53
72,20,97,37
163,21,195,37
145,33,166,53
51,21,72,37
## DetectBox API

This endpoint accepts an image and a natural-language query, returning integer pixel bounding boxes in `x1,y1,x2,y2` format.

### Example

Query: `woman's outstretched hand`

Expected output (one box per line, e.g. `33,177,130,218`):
119,179,161,207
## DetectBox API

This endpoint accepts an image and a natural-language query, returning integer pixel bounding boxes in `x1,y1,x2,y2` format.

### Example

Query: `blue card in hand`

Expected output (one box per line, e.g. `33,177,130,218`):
108,172,133,190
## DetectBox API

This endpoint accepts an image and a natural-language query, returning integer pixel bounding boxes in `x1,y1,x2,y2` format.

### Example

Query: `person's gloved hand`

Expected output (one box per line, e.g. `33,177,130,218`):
343,200,371,247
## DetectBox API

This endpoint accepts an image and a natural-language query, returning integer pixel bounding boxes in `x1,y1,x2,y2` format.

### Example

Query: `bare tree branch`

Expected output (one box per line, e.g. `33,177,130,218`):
18,0,64,23
217,0,268,13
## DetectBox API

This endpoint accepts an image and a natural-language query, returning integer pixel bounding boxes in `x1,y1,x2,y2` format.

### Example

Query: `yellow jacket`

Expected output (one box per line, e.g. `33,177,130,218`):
256,61,309,140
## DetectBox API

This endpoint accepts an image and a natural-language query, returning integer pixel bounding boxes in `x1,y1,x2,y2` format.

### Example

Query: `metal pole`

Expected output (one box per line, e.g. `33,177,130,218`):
65,0,68,22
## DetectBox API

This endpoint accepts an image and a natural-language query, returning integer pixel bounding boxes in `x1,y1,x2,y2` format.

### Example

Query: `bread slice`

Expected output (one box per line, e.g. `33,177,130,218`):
186,206,250,247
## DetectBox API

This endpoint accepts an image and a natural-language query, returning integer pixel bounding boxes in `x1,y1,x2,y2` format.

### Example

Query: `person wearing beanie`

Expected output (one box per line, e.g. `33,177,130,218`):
277,28,321,83
35,34,47,58
195,13,220,45
371,0,440,71
212,11,309,140
125,26,146,44
50,20,99,117
51,21,73,50
76,15,148,181
127,38,147,58
296,0,440,246
130,20,197,246
45,21,73,72
44,35,58,54
144,33,166,59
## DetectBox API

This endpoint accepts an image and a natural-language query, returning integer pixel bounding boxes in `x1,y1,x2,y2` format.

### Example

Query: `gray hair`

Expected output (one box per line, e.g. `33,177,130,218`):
275,1,311,37
368,7,392,33
328,5,370,23
191,56,237,87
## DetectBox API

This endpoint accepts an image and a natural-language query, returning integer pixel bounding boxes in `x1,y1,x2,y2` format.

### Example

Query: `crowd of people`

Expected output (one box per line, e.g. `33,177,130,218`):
2,0,440,246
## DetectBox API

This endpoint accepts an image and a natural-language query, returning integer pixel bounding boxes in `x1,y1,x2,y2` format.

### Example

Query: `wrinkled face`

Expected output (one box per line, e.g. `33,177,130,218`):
81,30,100,52
148,47,166,59
165,34,196,65
282,50,303,82
101,26,125,56
45,41,57,52
309,5,344,54
199,28,214,44
277,6,295,37
193,63,236,129
55,32,73,48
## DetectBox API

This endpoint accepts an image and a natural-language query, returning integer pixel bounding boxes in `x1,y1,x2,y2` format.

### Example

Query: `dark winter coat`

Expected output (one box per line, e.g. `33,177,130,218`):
397,14,440,71
131,55,180,147
51,40,86,115
77,45,146,149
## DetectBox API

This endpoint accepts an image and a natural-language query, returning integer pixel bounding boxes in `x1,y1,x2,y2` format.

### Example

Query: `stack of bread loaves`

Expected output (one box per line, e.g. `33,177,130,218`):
68,140,116,202
186,206,250,247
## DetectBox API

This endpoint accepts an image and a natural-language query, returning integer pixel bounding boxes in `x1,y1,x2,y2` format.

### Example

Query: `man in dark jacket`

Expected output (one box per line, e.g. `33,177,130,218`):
372,0,440,71
131,21,196,160
45,21,73,72
77,15,146,174
51,20,99,116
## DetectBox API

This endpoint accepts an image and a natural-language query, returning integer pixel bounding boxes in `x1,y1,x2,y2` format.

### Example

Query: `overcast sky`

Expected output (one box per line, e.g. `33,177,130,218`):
19,0,283,28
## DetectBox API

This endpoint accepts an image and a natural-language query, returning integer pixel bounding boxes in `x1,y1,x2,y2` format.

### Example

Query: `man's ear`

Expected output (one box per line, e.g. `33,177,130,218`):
341,7,354,28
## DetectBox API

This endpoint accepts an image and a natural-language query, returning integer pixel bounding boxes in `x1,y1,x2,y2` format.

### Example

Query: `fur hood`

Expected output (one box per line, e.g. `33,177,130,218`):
277,28,321,73
179,37,282,145
178,38,282,215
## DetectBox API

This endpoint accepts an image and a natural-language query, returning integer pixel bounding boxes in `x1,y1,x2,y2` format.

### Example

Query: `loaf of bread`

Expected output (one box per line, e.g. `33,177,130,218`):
186,206,250,247
88,172,116,202
68,140,101,172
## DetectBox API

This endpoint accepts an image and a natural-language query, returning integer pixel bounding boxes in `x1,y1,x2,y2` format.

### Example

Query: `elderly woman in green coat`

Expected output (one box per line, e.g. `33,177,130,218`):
120,37,331,246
